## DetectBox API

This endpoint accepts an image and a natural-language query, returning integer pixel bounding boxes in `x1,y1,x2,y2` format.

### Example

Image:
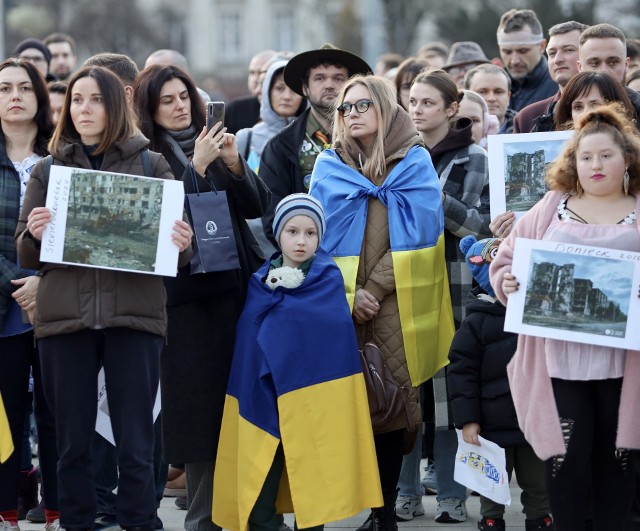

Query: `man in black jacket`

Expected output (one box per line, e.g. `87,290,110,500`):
496,9,558,112
225,49,276,134
513,20,587,133
259,44,370,246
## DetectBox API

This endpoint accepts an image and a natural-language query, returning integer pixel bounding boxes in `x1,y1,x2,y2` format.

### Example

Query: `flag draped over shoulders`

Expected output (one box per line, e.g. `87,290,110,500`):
310,146,455,385
212,248,382,531
0,391,13,463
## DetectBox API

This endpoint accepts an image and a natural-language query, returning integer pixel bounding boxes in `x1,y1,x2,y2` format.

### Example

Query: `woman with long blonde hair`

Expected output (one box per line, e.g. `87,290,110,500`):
311,75,454,531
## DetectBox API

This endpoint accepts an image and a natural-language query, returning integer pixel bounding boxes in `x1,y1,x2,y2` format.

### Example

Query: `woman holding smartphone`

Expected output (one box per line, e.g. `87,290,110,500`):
134,64,270,531
15,65,193,531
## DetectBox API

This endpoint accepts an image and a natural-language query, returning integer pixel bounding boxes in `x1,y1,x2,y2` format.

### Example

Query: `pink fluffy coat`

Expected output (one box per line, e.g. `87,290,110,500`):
489,190,640,460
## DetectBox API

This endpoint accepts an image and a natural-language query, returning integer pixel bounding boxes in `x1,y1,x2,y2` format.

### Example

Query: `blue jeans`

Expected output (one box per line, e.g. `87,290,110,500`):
434,429,467,501
396,430,422,498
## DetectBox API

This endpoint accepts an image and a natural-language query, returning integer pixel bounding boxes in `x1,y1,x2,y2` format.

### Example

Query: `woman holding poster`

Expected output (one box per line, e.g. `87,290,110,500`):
15,65,193,531
490,102,640,529
0,57,58,531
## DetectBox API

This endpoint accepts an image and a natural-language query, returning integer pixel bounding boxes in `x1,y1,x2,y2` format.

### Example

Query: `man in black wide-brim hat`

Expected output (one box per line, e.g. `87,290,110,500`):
259,44,371,246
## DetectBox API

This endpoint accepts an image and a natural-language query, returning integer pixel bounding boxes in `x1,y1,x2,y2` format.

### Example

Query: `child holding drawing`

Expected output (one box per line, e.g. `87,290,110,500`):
447,235,551,531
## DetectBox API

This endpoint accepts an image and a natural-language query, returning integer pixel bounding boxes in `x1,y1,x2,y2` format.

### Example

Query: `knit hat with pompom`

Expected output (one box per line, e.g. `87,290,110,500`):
459,235,503,297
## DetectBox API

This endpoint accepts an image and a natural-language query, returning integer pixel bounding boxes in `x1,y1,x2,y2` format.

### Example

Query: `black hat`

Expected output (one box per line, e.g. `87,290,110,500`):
283,43,371,96
12,38,52,66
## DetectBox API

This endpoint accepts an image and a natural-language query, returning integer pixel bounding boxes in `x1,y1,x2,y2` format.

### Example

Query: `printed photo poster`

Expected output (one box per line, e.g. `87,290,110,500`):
488,131,574,220
454,430,511,505
95,368,161,445
41,166,184,276
505,238,640,349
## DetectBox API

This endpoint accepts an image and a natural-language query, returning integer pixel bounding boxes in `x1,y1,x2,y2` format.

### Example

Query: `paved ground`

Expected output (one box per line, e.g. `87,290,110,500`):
19,481,528,530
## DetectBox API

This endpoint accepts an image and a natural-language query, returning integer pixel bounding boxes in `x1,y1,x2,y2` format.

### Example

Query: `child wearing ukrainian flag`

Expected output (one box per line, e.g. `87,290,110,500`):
212,193,382,531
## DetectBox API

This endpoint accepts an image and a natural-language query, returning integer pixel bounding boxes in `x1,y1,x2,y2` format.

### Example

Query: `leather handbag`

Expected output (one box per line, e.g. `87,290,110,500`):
359,342,415,432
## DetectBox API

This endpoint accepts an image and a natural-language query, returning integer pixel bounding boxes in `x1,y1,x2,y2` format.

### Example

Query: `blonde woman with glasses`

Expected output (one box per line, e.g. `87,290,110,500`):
310,75,454,531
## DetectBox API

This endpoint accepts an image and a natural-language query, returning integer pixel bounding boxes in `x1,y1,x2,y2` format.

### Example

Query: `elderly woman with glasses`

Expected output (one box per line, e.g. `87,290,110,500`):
310,75,454,531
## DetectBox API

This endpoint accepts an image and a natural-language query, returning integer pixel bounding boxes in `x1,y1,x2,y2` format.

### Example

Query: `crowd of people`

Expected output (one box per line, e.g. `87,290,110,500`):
1,6,640,531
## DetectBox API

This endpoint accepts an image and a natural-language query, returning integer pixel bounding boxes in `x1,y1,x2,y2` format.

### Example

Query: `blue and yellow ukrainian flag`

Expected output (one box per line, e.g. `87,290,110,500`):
213,249,382,531
310,146,455,385
0,391,13,463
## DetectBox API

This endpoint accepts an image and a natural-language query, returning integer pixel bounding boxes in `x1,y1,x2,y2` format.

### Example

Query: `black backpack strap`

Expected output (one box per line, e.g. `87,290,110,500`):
44,155,54,185
141,148,152,177
243,130,252,161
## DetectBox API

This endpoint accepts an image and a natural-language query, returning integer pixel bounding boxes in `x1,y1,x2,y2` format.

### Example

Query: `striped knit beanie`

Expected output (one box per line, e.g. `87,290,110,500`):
272,193,325,245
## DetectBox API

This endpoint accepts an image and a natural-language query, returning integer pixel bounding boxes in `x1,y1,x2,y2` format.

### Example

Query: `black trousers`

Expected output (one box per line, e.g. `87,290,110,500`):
373,429,405,506
0,331,58,512
39,327,162,529
546,377,635,530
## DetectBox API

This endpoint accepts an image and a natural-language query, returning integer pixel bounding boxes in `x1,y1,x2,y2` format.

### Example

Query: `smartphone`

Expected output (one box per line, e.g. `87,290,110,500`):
207,101,225,134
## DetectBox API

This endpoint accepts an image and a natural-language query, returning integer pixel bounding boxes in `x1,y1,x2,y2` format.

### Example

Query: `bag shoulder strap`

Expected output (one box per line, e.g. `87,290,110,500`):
44,154,54,185
141,148,152,177
243,130,252,160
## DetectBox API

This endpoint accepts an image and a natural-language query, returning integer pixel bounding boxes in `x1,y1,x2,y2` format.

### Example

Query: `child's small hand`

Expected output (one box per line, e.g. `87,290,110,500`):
462,423,481,446
502,272,519,295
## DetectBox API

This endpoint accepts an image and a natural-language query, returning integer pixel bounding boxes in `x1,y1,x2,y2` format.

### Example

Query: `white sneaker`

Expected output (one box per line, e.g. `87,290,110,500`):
435,498,467,523
44,520,61,531
395,495,425,521
0,516,20,531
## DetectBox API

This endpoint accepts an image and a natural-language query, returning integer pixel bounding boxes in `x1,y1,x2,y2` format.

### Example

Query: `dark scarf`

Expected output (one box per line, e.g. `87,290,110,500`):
165,125,198,164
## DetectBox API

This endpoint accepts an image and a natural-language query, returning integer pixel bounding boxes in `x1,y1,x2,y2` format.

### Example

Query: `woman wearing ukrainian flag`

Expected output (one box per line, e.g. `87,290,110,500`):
310,74,455,531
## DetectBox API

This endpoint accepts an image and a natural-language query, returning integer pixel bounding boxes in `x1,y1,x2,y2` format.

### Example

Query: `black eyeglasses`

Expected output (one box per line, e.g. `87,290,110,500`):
337,99,374,117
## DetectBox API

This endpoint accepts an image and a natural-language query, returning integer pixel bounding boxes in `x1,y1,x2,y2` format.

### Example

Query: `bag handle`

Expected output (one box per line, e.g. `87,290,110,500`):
187,160,218,196
188,161,201,196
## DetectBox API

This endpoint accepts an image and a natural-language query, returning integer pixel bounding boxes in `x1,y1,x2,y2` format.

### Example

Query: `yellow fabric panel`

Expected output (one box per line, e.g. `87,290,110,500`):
212,396,283,531
278,374,383,528
392,234,455,386
332,256,360,311
0,392,13,463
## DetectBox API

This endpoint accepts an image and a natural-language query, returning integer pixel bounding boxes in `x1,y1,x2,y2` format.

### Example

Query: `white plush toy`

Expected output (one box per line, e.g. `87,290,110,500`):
265,266,305,289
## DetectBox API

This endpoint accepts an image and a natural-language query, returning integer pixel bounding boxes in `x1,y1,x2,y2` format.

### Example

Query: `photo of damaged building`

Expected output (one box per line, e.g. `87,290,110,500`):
63,170,164,272
524,261,627,330
504,149,549,211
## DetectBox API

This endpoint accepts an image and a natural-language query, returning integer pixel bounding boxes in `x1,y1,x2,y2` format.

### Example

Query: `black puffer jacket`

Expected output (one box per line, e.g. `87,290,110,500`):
447,288,526,447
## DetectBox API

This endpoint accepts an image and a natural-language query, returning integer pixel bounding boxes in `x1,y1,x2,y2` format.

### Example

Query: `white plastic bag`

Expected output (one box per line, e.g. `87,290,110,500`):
453,429,511,505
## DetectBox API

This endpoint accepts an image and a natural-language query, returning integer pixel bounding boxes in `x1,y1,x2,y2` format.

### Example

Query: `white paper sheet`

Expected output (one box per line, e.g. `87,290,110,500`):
41,166,184,276
95,368,161,445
